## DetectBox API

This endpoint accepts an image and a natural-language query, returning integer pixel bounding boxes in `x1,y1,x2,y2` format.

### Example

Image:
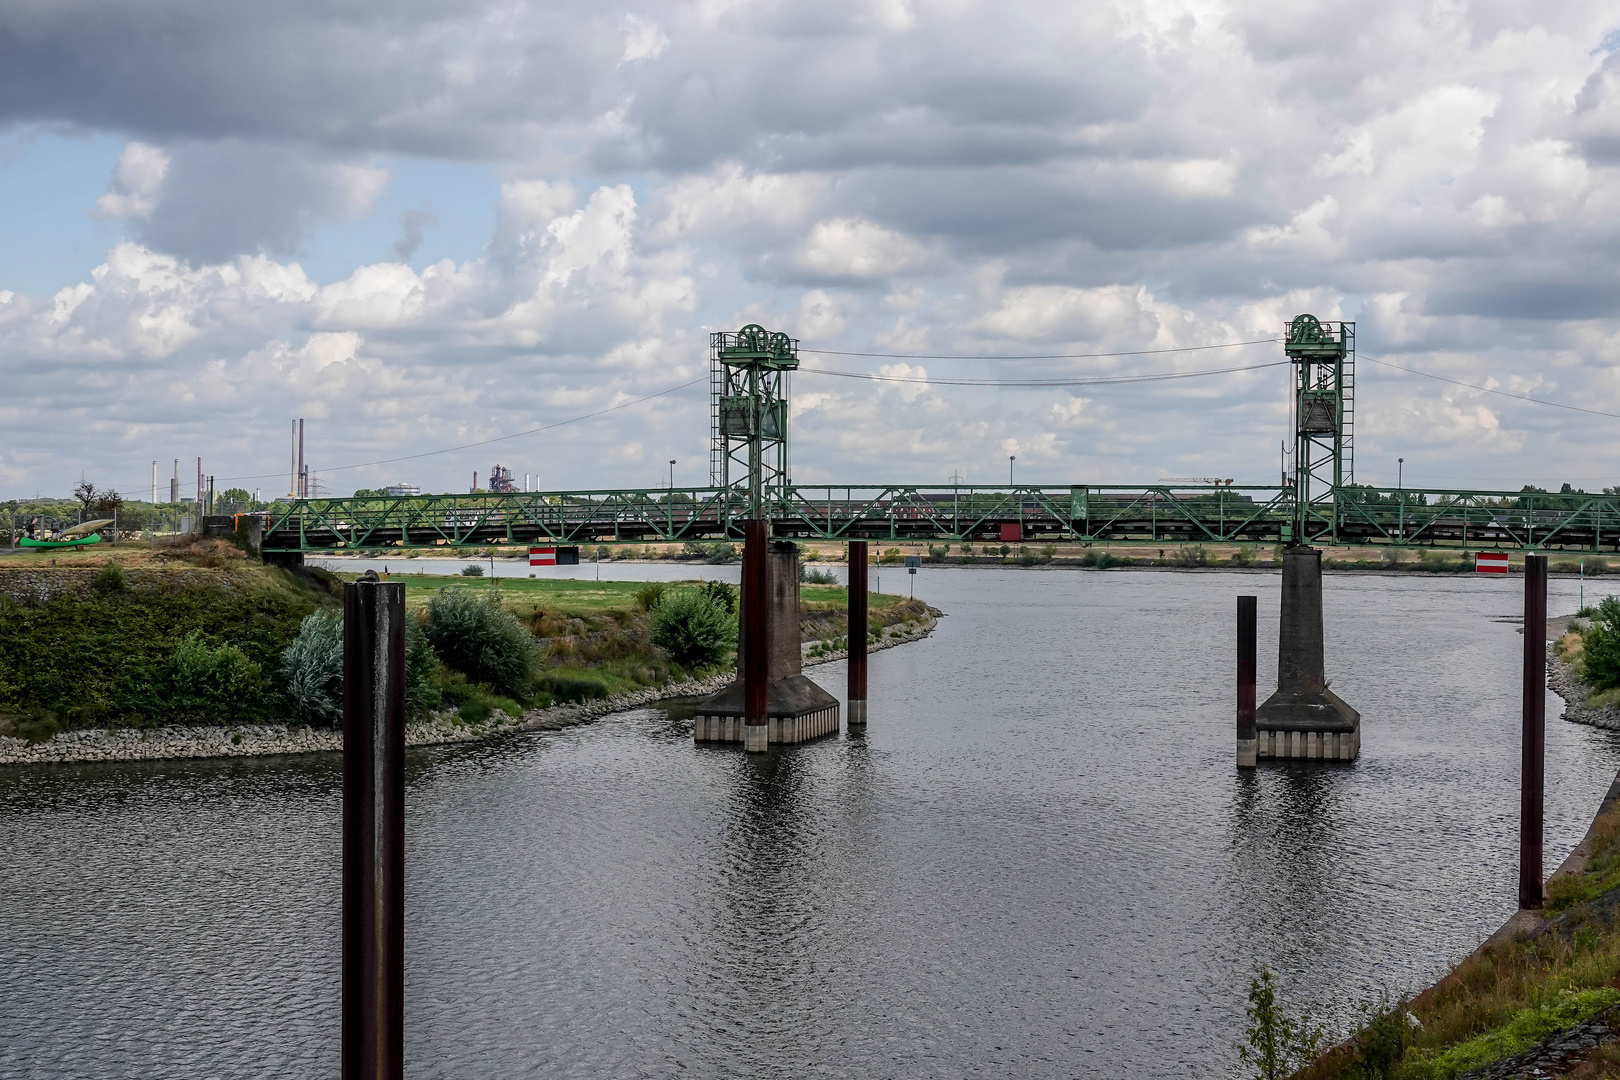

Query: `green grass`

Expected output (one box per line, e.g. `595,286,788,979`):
331,572,907,617
1399,990,1620,1079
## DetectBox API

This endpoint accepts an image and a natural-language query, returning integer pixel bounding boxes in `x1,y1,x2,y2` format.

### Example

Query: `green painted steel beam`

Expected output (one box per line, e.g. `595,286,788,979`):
259,483,1620,554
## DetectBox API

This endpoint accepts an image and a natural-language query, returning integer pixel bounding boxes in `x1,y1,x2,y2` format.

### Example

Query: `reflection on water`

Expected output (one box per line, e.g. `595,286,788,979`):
2,568,1616,1078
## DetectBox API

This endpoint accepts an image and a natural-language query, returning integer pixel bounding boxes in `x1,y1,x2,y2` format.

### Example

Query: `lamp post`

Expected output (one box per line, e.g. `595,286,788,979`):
1009,455,1016,486
1398,457,1405,540
669,459,676,491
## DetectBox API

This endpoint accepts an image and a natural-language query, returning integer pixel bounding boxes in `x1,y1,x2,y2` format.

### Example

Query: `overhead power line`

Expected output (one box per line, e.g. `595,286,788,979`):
798,337,1282,361
1364,356,1620,421
798,359,1289,387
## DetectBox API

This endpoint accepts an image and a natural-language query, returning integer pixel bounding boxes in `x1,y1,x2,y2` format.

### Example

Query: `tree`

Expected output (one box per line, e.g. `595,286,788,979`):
221,488,253,506
1583,597,1620,692
89,489,124,514
73,480,96,508
1237,968,1323,1080
352,488,387,498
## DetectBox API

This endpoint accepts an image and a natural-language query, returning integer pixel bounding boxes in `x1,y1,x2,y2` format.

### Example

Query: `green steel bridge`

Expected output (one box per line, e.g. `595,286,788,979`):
262,317,1616,556
261,483,1620,555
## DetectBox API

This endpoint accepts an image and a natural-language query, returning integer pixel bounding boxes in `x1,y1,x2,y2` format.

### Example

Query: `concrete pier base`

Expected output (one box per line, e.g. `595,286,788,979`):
1254,546,1360,761
695,539,840,747
847,699,867,727
1236,738,1257,768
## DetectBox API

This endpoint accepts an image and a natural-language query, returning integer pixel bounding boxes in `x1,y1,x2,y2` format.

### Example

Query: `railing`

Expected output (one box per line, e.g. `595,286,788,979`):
260,484,1620,553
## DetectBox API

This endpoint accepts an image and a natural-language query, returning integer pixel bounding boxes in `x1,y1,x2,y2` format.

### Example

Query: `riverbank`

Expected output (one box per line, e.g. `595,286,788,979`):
0,608,938,766
1294,624,1620,1078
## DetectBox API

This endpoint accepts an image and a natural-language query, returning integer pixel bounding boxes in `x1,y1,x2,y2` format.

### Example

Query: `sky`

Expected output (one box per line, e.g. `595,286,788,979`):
3,1,1620,502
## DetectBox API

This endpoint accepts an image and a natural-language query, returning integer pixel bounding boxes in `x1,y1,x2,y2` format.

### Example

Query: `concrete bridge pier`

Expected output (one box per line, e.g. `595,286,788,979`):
693,526,840,748
1254,546,1360,761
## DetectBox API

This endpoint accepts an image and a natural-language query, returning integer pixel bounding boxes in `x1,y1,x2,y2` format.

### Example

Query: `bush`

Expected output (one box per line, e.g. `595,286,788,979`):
880,547,903,564
425,588,536,696
801,566,839,585
701,580,736,615
539,672,612,702
92,561,129,595
405,622,442,718
1583,597,1620,691
1175,545,1209,567
459,564,485,577
1237,968,1322,1080
169,631,262,722
648,589,736,669
635,582,668,612
705,542,737,564
281,611,344,724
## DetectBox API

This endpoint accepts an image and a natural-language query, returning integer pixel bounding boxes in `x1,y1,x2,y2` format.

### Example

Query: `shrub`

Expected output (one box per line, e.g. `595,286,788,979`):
648,589,736,669
801,566,839,585
540,672,612,702
880,547,903,564
680,542,709,560
170,631,262,722
92,561,129,595
998,544,1012,558
701,580,736,615
1582,597,1620,692
635,582,669,612
405,622,442,718
705,543,737,564
1175,545,1210,567
459,564,485,577
425,588,536,696
959,542,973,555
1237,968,1323,1080
281,611,344,724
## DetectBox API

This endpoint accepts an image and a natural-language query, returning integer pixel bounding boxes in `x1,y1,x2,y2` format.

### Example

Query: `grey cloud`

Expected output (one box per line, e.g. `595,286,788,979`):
392,209,438,263
122,141,388,263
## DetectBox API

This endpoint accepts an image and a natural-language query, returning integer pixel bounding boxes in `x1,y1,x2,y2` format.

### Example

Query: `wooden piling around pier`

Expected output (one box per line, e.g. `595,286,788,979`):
848,540,868,726
342,572,406,1080
1521,553,1547,910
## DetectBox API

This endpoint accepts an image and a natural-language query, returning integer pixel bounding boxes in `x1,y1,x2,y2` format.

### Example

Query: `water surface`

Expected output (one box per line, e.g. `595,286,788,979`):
1,568,1613,1078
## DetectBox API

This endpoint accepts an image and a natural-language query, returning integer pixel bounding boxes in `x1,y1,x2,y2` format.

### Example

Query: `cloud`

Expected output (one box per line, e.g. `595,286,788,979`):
5,2,1620,495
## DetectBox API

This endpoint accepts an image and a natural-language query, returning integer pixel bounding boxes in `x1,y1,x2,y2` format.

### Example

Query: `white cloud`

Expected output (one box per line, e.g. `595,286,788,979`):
92,142,169,220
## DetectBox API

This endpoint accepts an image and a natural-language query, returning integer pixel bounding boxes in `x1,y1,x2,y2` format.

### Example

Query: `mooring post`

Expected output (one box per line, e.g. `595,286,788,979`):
1237,595,1257,768
1519,553,1547,910
847,540,869,727
743,520,769,751
342,570,406,1080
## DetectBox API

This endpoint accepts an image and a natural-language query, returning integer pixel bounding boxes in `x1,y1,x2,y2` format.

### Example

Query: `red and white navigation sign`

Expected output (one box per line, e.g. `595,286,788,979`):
530,546,557,566
1476,552,1510,574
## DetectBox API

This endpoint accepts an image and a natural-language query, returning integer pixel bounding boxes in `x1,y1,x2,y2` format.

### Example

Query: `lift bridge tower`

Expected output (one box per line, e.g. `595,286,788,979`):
1284,314,1355,544
710,324,798,518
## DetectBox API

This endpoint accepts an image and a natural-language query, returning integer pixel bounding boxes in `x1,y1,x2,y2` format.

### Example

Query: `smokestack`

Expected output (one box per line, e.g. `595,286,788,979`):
152,461,157,505
196,458,202,507
291,420,297,498
171,459,179,504
298,419,305,499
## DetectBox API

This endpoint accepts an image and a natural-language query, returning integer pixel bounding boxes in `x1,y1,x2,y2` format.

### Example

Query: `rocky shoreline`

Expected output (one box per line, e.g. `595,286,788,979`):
1548,636,1620,731
0,613,937,766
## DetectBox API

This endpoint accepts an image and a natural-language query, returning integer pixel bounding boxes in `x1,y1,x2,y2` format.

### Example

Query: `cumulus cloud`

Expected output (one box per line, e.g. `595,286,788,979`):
3,1,1620,495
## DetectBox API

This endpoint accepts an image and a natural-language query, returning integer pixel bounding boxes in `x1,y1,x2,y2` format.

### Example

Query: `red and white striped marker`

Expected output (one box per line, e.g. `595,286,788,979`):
529,546,556,566
1476,551,1510,574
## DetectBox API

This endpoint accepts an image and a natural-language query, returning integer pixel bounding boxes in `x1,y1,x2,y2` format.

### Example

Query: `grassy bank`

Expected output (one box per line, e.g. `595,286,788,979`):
1285,786,1620,1079
334,570,930,708
0,550,933,746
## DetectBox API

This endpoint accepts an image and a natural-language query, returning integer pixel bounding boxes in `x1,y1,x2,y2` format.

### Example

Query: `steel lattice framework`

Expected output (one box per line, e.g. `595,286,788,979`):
260,315,1613,555
262,484,1620,554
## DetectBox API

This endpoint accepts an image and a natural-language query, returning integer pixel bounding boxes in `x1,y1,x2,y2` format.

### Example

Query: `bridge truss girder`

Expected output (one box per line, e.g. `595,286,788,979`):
262,484,1620,554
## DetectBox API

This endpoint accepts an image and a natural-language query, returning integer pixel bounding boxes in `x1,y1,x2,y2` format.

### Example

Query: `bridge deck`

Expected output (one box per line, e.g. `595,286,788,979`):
261,485,1620,554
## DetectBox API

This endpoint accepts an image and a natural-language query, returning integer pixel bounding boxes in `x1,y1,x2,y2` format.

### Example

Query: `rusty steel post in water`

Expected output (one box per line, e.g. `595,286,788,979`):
1237,595,1257,768
743,520,769,751
342,571,406,1080
1520,554,1547,910
848,540,869,727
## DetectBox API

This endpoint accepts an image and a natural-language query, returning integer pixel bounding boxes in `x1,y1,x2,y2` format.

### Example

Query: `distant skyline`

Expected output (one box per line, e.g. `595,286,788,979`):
3,2,1620,500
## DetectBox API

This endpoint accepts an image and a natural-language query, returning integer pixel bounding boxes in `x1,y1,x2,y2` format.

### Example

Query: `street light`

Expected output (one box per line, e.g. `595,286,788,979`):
1398,457,1404,490
1009,455,1016,486
669,459,676,490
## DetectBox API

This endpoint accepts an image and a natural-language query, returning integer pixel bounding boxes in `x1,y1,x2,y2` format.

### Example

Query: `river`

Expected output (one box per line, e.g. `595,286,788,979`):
1,566,1614,1078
